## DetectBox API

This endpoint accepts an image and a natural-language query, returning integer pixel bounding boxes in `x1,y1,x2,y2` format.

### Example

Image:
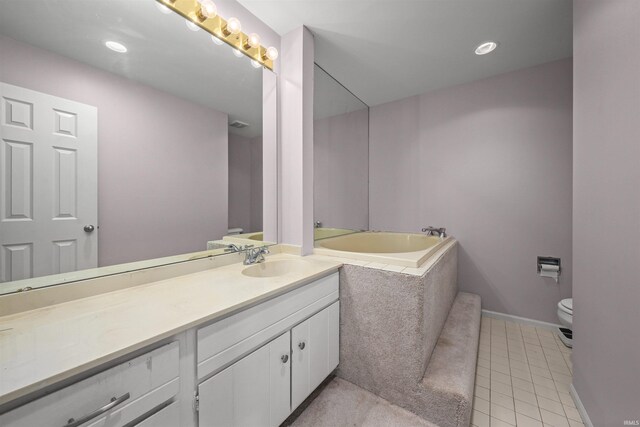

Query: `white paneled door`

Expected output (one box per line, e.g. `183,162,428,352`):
0,82,97,283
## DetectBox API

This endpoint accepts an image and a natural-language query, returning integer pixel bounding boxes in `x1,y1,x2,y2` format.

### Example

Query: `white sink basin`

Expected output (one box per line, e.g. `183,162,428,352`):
242,260,308,278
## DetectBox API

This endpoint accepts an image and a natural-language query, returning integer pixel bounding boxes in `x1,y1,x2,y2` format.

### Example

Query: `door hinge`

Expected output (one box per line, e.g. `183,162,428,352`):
195,391,200,412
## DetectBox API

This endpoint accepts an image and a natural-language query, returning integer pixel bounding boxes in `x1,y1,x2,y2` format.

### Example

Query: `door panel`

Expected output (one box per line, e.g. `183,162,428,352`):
291,301,340,410
199,331,290,427
0,82,98,283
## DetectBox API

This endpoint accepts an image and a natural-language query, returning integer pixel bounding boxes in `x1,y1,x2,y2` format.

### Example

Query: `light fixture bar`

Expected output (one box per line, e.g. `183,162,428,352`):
156,0,275,70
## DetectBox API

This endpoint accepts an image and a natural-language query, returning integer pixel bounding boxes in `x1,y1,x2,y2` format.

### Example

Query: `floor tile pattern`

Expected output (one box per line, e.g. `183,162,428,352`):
472,317,584,427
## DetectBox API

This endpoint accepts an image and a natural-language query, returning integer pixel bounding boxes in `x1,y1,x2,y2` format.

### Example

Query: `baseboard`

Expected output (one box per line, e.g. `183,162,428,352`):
481,309,562,331
570,383,594,427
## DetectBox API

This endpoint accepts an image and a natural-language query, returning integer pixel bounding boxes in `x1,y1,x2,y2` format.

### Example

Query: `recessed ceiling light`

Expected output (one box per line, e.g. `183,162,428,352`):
105,41,127,53
475,41,498,55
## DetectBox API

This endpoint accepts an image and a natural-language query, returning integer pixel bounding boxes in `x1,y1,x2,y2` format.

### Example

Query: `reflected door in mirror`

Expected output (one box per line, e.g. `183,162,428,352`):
0,83,98,282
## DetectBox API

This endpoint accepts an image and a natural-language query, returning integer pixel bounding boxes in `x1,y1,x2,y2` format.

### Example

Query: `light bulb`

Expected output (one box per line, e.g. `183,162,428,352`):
233,49,243,58
156,2,171,14
186,20,200,32
211,35,224,45
265,46,278,61
105,41,127,53
475,41,498,55
251,60,262,69
246,33,261,48
197,0,217,20
225,17,242,35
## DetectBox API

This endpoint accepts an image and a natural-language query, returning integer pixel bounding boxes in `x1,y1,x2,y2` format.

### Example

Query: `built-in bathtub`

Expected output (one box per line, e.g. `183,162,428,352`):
314,231,450,267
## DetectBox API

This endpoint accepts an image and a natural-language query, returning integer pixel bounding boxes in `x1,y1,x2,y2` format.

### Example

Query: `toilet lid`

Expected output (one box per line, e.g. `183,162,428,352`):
560,298,573,311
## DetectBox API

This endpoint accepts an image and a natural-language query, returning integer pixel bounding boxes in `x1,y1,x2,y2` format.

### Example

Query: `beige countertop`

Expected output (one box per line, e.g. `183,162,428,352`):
0,254,341,407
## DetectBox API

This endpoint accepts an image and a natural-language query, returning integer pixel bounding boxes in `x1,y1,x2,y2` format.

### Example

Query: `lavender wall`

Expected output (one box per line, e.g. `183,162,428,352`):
229,134,263,233
0,35,229,266
369,59,573,323
573,2,640,425
314,108,369,231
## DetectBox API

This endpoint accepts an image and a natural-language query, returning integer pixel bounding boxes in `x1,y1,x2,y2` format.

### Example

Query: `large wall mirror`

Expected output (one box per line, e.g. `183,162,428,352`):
0,0,276,295
313,64,369,241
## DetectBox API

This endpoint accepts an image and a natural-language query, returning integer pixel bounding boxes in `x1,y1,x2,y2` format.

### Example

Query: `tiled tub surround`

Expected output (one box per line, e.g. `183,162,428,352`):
0,252,341,408
314,231,451,267
472,317,582,427
336,241,482,427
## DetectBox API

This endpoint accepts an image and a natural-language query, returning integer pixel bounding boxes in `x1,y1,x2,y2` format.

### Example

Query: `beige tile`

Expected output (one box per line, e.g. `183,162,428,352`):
509,360,530,373
492,354,510,366
532,374,557,389
478,357,491,369
530,365,553,379
540,409,570,427
491,403,516,425
492,364,511,377
509,351,527,362
534,383,560,401
512,377,536,393
491,389,515,411
514,399,541,421
491,380,513,397
472,409,490,427
380,264,405,273
537,395,566,416
528,357,550,369
551,372,572,385
563,405,583,423
475,384,490,401
490,417,514,427
476,374,490,389
568,420,585,427
514,387,538,405
477,366,490,378
548,363,571,376
558,392,576,409
512,368,533,382
554,380,571,393
516,413,544,427
473,395,490,415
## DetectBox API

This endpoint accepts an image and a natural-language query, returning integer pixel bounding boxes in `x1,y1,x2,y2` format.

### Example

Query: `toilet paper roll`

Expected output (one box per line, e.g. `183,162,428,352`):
539,264,560,282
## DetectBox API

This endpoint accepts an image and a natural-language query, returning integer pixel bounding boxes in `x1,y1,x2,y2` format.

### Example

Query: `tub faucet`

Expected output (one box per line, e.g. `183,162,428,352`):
225,243,253,253
244,246,270,265
314,220,322,228
422,226,447,238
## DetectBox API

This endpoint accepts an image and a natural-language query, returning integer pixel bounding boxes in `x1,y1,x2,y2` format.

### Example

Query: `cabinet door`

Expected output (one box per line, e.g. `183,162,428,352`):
291,301,340,409
198,331,290,427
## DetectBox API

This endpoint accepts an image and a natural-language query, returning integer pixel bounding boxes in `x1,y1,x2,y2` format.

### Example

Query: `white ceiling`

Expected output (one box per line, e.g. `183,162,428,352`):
239,0,573,106
0,0,264,137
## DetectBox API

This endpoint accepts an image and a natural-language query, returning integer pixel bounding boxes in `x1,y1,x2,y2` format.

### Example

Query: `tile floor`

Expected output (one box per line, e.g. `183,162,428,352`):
472,316,584,427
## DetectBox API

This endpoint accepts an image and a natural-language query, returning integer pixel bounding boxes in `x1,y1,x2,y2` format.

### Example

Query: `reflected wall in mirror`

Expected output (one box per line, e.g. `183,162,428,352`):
313,64,369,241
0,0,274,295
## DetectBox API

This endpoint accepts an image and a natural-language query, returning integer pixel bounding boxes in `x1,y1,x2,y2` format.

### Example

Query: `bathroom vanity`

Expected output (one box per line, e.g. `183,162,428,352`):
0,254,341,427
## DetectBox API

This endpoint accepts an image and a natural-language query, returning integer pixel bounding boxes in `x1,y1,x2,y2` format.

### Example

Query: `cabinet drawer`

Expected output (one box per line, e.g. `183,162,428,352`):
198,272,338,380
132,401,179,427
1,341,180,427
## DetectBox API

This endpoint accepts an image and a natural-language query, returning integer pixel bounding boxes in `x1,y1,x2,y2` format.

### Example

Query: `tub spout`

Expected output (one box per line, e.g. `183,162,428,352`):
422,226,447,238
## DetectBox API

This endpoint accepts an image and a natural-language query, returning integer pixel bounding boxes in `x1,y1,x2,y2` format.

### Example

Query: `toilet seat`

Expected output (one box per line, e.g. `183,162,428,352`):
558,298,573,314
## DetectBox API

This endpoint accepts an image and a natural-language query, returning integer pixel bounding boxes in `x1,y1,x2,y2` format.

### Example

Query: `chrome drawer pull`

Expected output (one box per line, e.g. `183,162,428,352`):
65,392,130,427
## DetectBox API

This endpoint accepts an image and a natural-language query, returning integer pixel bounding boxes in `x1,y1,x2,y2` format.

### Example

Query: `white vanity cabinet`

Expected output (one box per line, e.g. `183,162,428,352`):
0,341,180,427
197,273,340,427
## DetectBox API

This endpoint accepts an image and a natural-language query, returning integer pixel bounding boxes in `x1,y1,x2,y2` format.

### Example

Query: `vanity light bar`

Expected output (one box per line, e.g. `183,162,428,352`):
157,0,276,70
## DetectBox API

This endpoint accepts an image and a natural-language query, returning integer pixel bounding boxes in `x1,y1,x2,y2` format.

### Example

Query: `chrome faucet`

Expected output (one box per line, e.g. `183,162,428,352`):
314,220,322,229
244,246,270,265
422,226,447,238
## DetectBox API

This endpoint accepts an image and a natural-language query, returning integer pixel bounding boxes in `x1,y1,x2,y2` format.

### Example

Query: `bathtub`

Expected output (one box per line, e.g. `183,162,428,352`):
314,231,450,267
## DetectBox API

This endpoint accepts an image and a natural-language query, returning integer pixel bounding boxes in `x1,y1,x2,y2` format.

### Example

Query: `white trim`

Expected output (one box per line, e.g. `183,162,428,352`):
570,383,594,427
481,309,562,331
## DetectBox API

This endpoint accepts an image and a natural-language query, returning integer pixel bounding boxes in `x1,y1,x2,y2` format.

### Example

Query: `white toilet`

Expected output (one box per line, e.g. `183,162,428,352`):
557,298,573,347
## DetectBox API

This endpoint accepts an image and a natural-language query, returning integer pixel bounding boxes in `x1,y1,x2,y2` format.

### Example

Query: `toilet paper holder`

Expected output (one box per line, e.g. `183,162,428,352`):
537,256,561,275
